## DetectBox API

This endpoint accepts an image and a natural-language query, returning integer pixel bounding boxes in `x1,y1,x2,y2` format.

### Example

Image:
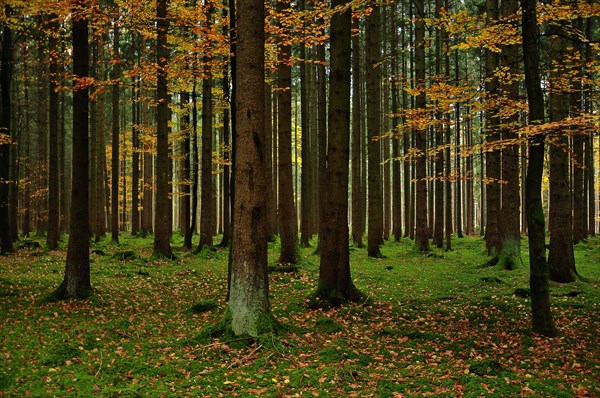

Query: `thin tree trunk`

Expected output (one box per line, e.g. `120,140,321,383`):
351,16,364,247
391,2,401,242
219,4,231,246
111,14,120,244
277,0,298,264
522,0,557,337
366,3,383,257
46,13,60,249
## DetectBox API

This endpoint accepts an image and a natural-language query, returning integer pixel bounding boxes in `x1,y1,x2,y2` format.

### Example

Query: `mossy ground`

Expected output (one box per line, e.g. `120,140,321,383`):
1,233,598,397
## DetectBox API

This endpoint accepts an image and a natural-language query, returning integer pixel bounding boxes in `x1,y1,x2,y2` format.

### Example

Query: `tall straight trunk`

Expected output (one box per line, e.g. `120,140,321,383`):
432,0,444,249
485,0,500,255
571,17,584,243
0,8,14,253
229,0,273,337
111,15,121,244
184,82,199,249
131,80,140,235
300,2,312,247
277,0,298,264
444,13,452,250
382,8,391,242
153,0,173,258
547,17,576,283
402,3,411,238
219,4,231,246
584,18,595,236
198,6,214,251
46,13,60,249
265,82,276,240
59,68,69,233
22,81,31,238
465,101,474,235
318,0,356,301
36,27,48,236
351,16,364,247
498,0,521,268
366,3,383,257
180,91,191,240
316,32,327,251
454,51,463,238
521,0,556,337
414,0,429,251
391,2,401,242
57,1,91,299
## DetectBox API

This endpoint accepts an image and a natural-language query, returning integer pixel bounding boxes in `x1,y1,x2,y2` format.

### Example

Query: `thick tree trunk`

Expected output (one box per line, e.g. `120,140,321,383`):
366,3,383,257
547,19,576,283
153,0,173,258
317,0,356,302
522,0,556,336
498,0,521,269
57,1,91,299
229,0,273,337
485,0,500,256
0,10,14,253
414,0,429,252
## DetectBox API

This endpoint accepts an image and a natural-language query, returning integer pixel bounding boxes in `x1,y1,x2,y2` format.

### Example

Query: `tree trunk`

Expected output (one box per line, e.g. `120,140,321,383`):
317,0,356,303
498,0,521,269
366,3,383,257
432,0,444,249
277,0,298,264
391,2,401,242
184,82,199,249
547,17,576,283
111,14,120,244
265,82,276,240
485,0,500,256
198,7,214,251
46,13,60,249
300,4,312,247
414,0,429,252
131,77,140,236
219,6,231,247
57,1,91,299
153,0,173,258
522,0,557,337
229,0,273,337
180,91,191,241
0,9,14,253
351,16,364,247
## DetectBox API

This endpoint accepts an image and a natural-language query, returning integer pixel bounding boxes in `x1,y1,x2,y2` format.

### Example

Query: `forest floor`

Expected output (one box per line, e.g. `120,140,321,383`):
1,233,598,397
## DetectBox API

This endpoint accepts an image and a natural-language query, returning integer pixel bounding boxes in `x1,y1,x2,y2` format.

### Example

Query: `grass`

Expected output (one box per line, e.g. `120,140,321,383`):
0,233,598,397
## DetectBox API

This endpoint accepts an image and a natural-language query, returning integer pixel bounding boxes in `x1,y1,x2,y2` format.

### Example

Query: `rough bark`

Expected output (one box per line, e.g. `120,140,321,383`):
111,15,120,244
317,0,357,303
229,0,273,337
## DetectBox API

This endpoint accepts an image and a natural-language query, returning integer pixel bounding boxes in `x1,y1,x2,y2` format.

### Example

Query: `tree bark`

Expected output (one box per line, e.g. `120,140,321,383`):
229,0,273,337
366,3,383,257
111,14,120,244
547,14,576,283
317,0,356,302
153,0,173,258
414,0,429,252
351,16,364,247
57,1,91,299
522,0,557,336
277,0,298,264
0,8,14,253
